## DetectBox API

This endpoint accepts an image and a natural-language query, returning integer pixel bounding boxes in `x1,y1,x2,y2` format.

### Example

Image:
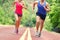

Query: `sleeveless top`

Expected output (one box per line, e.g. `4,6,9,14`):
15,2,23,14
37,1,46,15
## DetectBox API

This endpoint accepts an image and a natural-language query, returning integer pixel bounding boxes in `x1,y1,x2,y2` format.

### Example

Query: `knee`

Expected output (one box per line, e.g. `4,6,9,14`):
15,17,20,22
16,18,19,21
36,19,40,23
40,20,44,24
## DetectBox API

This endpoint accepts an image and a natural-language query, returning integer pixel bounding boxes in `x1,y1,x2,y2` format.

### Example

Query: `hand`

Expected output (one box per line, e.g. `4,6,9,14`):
25,7,27,9
44,6,47,10
32,8,34,14
44,6,50,12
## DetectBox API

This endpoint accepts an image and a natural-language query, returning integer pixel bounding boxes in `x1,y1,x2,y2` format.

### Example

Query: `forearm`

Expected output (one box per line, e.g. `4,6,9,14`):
45,8,50,12
23,6,27,9
45,2,50,12
12,2,15,7
44,6,50,12
10,4,15,11
33,3,35,10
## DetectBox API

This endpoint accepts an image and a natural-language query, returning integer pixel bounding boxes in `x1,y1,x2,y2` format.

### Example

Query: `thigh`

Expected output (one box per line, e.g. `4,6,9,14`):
36,16,40,22
15,13,19,21
39,17,44,24
18,16,22,21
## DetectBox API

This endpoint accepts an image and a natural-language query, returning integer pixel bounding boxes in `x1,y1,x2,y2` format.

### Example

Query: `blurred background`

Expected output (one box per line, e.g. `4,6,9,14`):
0,0,60,33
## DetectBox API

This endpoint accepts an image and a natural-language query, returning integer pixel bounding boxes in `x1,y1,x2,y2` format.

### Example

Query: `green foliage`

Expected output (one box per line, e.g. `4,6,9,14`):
21,9,36,27
47,0,60,32
44,0,60,32
0,0,15,25
0,0,36,27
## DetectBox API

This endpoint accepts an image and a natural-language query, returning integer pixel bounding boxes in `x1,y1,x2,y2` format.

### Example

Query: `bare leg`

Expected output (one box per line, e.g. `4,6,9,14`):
36,22,40,31
36,16,40,32
36,17,45,37
15,14,22,33
15,17,22,29
40,19,44,33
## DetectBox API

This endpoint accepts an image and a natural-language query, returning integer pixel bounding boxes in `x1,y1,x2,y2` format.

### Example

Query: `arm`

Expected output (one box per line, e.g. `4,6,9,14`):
11,0,16,11
12,2,16,7
44,2,50,12
12,0,17,7
22,1,27,9
33,1,38,10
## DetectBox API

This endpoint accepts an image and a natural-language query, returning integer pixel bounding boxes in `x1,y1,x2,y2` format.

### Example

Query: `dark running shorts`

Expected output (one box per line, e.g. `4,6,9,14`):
36,12,46,20
17,14,22,17
15,12,22,17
